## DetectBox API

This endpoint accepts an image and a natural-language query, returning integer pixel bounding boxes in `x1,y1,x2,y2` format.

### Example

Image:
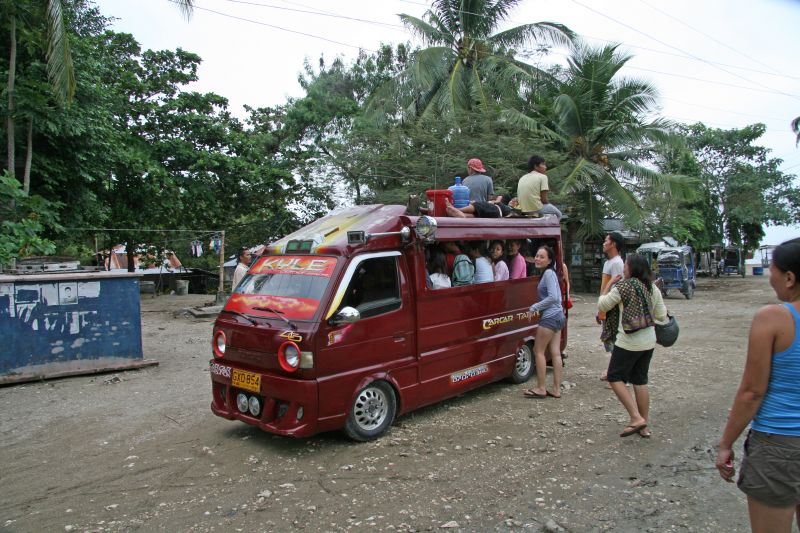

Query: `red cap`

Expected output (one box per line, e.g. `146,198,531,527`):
467,158,486,173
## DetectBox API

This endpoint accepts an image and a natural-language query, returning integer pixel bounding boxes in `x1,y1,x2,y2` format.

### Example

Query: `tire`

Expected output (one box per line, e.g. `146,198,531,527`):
344,381,396,442
684,284,693,299
509,343,534,383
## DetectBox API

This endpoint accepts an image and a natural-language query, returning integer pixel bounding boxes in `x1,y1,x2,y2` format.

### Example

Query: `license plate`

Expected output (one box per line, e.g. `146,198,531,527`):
232,369,261,393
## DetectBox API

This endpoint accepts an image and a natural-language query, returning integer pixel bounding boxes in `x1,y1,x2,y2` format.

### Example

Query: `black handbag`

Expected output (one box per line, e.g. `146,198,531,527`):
655,314,679,347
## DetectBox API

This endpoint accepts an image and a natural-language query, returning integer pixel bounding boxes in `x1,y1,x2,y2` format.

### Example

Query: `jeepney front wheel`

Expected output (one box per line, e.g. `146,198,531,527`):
509,343,534,383
344,381,397,442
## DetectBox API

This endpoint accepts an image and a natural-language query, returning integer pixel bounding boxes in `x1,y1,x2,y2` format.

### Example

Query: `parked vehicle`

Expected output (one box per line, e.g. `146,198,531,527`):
657,245,696,299
722,246,746,277
209,205,567,440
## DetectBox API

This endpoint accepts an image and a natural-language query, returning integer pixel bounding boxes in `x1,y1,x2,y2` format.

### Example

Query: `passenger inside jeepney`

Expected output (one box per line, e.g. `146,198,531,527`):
426,245,451,289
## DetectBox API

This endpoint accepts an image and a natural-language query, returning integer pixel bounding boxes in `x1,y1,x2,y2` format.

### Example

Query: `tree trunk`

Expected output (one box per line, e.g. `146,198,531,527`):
6,13,17,178
23,117,32,193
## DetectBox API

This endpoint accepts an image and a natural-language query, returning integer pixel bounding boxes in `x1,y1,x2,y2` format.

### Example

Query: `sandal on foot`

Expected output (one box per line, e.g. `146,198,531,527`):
523,389,547,399
546,390,561,398
620,423,647,437
638,427,652,438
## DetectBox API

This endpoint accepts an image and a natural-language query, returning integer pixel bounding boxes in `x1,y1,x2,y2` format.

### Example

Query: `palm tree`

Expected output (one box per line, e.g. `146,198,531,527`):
507,43,686,237
368,0,574,122
3,0,194,191
792,115,799,146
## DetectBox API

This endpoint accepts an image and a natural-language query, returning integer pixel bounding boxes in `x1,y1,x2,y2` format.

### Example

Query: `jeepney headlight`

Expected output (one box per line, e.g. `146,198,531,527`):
213,330,226,358
296,406,304,420
236,393,249,413
278,341,300,372
248,396,261,417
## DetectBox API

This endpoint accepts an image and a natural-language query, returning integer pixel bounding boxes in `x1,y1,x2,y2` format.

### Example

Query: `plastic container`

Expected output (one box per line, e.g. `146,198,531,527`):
752,266,764,276
175,279,189,295
425,189,453,217
448,176,470,208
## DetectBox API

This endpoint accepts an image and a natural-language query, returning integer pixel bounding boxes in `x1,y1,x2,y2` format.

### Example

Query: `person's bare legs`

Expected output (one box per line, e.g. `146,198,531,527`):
795,504,800,530
530,327,556,396
444,199,473,218
633,384,651,436
747,496,795,533
547,331,562,397
610,381,646,429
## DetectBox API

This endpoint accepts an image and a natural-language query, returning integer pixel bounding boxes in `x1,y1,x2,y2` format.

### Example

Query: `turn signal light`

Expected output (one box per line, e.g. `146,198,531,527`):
213,330,227,358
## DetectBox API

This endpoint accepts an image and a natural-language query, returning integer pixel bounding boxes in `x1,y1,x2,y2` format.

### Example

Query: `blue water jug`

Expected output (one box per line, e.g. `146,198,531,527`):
449,176,470,208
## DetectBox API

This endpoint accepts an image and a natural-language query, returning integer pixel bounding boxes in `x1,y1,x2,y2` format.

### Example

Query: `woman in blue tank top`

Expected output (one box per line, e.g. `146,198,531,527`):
716,238,800,532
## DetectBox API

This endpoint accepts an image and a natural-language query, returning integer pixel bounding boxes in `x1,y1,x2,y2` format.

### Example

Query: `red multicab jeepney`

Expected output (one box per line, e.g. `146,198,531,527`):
210,205,567,440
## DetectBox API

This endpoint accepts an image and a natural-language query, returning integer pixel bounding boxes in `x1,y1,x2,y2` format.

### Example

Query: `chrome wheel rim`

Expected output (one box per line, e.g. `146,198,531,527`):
515,344,532,376
353,387,388,431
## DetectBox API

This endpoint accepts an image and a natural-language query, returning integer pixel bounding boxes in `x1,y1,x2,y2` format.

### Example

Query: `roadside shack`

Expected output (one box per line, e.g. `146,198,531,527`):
0,269,156,385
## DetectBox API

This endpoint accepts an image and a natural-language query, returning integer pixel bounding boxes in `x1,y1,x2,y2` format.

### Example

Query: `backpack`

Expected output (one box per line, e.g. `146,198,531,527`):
452,254,475,286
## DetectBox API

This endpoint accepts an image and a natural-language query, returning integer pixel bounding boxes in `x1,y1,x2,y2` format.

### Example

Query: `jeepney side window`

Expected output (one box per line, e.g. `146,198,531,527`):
340,257,401,318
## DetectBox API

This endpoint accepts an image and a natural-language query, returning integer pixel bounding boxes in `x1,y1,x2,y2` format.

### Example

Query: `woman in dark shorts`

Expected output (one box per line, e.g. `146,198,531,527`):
597,254,667,438
522,245,565,399
716,238,800,533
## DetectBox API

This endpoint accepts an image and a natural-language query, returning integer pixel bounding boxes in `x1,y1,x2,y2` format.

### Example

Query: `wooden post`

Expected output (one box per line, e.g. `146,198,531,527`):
216,230,226,304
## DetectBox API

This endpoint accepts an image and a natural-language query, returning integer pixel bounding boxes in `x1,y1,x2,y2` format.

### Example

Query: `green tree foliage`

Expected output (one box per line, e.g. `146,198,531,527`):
506,43,687,237
0,171,60,266
368,0,573,122
682,123,800,250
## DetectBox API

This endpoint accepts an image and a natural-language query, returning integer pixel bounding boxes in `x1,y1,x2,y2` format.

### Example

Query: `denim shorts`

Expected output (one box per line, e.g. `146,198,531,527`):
538,311,565,332
738,429,800,506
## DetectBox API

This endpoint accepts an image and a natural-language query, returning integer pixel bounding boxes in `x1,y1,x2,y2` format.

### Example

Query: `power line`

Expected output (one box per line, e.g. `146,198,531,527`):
568,0,800,102
220,0,406,31
635,0,785,77
168,0,377,52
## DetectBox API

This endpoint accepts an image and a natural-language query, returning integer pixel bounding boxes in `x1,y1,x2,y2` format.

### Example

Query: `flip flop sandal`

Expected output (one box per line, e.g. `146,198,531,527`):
546,391,562,398
523,389,547,399
620,423,647,437
638,428,652,438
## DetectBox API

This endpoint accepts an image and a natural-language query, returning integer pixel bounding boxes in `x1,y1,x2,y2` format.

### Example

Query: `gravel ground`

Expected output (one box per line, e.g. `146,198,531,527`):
0,275,780,532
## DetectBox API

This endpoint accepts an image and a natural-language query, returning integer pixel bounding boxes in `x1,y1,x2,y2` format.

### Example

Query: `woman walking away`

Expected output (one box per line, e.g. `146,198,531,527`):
598,254,667,438
716,238,800,533
489,240,509,281
523,245,565,399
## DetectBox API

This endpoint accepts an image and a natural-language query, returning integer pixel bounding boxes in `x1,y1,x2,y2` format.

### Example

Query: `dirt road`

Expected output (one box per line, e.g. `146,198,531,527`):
0,275,777,532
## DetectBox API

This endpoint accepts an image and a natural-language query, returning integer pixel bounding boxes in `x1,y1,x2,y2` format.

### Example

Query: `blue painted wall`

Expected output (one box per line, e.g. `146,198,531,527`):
0,274,143,373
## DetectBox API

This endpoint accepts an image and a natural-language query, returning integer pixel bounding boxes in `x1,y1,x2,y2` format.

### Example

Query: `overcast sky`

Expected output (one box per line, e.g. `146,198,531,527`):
96,0,799,245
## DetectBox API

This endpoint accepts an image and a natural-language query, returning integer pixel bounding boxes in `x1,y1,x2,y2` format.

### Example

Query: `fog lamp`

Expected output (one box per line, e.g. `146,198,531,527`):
248,396,261,417
236,393,249,413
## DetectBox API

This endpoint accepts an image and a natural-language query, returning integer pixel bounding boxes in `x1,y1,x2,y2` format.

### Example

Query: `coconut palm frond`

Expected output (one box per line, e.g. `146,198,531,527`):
501,108,564,144
45,0,75,104
399,14,450,47
173,0,194,20
552,93,583,139
489,21,575,49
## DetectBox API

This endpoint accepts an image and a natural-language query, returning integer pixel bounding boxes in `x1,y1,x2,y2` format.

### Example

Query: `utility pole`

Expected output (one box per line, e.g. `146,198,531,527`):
216,230,226,305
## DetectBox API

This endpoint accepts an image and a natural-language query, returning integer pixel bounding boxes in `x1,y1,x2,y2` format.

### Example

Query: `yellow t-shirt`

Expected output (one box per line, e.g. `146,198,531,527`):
517,171,548,212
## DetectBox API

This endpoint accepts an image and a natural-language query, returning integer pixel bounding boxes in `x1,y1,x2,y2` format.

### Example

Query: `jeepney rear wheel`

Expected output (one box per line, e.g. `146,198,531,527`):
509,343,534,383
344,381,396,442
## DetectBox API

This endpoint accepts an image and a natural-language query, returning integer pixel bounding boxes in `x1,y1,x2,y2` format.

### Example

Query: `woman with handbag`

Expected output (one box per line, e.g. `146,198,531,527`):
715,239,800,533
598,254,667,438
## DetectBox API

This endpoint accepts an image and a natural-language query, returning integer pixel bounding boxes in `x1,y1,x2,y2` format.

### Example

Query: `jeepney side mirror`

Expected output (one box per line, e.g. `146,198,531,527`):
330,306,361,326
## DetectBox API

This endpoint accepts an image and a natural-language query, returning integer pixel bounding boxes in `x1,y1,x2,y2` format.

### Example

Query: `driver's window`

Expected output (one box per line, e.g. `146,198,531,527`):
341,257,401,318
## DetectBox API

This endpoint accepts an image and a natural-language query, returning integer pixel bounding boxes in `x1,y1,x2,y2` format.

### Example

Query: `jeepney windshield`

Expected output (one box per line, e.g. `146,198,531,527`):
225,255,337,321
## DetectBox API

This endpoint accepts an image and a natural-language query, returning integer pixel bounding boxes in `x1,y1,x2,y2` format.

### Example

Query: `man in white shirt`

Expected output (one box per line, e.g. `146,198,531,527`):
231,247,252,290
599,231,624,379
